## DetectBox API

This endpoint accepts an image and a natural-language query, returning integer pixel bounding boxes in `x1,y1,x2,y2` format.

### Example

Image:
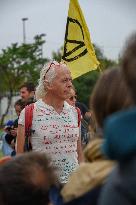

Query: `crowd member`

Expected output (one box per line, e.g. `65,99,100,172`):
0,152,59,205
66,85,90,119
76,102,92,146
66,87,77,107
66,86,92,146
10,99,27,154
14,99,26,118
17,61,83,184
20,82,35,102
76,98,91,126
2,98,33,157
99,33,136,205
91,68,134,129
0,84,34,157
1,83,35,155
4,99,28,156
1,100,26,157
50,66,133,205
11,99,26,133
13,98,34,128
1,120,15,156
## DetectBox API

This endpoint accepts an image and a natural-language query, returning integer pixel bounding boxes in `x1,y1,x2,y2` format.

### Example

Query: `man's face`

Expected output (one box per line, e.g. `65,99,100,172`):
50,66,72,101
20,87,31,101
66,89,77,107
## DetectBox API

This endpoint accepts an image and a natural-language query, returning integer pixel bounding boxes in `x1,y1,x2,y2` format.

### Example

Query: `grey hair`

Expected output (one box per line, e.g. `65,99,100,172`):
35,62,57,100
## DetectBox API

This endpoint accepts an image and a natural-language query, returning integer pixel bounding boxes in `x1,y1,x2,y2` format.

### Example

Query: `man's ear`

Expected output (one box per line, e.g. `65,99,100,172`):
44,80,52,90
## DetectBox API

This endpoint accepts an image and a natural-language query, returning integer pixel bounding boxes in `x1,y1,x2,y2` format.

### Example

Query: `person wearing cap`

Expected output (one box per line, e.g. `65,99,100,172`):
1,120,15,156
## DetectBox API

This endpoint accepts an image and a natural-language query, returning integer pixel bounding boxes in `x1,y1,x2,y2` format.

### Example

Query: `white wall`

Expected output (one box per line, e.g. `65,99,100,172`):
0,96,20,123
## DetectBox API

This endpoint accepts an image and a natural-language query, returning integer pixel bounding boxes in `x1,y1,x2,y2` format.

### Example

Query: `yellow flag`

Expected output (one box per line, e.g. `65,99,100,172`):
62,0,100,79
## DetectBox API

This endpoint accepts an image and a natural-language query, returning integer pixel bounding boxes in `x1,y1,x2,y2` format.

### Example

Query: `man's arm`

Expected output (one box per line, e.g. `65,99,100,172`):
16,124,25,154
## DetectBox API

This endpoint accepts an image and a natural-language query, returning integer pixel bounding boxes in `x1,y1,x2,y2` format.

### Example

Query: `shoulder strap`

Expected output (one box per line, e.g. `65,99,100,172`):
75,107,81,127
25,103,34,137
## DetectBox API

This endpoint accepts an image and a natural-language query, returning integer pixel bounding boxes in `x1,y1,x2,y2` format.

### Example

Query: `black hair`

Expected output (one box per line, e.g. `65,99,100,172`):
14,99,26,110
20,82,35,92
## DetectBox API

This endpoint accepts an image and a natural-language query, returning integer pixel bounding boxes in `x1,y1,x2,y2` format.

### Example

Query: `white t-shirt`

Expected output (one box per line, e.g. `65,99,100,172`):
18,99,80,183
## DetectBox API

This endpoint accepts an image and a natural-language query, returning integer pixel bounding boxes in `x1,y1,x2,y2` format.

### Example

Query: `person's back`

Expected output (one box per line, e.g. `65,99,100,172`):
99,161,136,205
99,108,136,205
99,33,136,205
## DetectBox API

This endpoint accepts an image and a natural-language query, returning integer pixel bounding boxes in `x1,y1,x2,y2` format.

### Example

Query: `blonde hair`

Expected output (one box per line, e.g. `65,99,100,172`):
35,61,68,100
35,62,57,100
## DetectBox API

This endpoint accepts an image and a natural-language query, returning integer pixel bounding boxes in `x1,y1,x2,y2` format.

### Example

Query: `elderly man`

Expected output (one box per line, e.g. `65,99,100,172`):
17,61,83,184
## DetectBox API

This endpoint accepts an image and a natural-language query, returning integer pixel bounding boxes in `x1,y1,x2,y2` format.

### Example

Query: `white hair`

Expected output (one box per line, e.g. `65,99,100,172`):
35,62,57,100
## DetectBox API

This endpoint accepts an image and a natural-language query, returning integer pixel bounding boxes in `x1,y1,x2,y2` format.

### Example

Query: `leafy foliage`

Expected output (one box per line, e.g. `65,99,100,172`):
52,46,63,62
0,34,48,96
73,70,100,107
0,34,48,125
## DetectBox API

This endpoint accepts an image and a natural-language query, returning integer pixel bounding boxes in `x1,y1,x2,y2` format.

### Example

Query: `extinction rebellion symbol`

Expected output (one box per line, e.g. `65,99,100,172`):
62,17,87,62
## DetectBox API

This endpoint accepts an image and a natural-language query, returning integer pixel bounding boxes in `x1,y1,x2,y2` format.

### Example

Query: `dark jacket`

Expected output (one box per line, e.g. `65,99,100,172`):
50,185,102,205
99,108,136,205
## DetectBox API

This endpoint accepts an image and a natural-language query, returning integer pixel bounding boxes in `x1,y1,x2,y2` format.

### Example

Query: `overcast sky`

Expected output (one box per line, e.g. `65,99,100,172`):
0,0,136,60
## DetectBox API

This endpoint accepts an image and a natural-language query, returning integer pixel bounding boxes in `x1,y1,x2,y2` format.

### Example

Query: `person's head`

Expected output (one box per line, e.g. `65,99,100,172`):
14,99,26,117
0,152,58,205
20,82,35,101
91,67,134,128
4,120,14,133
35,61,72,101
66,86,77,107
122,32,136,103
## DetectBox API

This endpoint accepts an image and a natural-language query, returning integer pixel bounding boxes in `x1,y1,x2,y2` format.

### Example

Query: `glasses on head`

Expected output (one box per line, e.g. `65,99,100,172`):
44,61,67,79
69,95,77,101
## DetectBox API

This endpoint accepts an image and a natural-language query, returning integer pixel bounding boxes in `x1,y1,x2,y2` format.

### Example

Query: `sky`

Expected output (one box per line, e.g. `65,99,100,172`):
0,0,136,60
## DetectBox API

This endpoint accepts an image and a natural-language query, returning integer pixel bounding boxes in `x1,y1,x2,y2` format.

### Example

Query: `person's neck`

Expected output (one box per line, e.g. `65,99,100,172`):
42,96,64,114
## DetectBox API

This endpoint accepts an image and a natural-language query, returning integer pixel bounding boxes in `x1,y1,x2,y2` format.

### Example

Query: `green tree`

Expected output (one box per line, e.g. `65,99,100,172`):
52,46,63,62
0,34,48,125
73,70,100,107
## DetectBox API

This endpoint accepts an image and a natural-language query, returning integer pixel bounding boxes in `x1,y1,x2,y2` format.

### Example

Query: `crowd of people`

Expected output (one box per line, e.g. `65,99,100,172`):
0,32,136,205
0,82,35,156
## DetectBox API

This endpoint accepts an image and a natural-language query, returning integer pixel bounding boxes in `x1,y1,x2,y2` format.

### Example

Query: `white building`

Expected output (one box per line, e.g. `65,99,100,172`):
0,96,20,123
